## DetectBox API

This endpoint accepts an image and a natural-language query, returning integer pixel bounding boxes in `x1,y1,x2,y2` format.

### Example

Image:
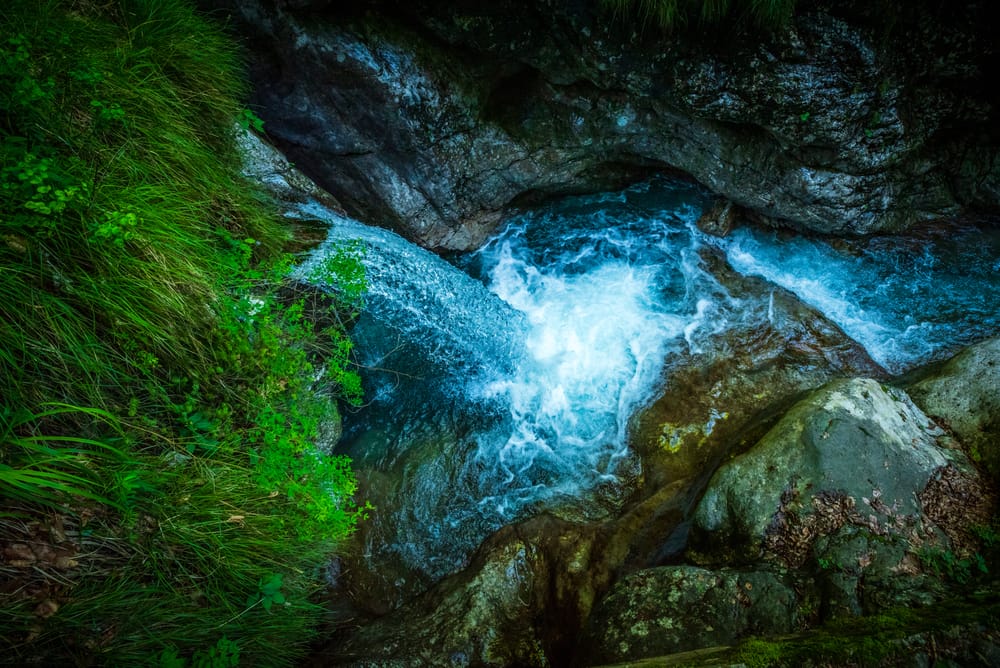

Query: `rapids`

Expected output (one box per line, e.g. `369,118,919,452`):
295,176,1000,589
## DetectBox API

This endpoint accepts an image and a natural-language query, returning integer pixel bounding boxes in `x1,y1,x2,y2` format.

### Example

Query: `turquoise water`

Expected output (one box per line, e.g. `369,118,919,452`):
297,176,1000,589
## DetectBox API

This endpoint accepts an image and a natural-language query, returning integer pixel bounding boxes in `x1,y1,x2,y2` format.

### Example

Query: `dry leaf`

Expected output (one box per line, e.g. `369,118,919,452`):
34,600,59,618
54,556,79,569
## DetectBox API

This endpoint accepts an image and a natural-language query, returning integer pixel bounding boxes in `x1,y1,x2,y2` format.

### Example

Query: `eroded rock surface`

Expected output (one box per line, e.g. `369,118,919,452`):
688,378,954,565
626,249,885,565
584,377,994,662
583,566,802,664
211,0,998,249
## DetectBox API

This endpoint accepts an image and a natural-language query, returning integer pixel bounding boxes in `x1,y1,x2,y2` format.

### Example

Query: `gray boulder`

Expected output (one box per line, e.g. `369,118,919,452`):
906,337,1000,479
689,378,952,566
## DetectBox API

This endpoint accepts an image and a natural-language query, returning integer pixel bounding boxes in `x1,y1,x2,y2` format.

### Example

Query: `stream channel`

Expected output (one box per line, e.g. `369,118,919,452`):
295,176,1000,608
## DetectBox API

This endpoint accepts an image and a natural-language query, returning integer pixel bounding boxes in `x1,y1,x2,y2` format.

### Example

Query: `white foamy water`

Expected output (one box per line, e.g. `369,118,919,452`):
294,179,726,581
716,224,1000,374
462,194,720,512
295,176,1000,591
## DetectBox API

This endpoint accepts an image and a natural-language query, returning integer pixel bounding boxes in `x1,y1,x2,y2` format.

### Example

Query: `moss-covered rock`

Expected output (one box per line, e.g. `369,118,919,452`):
583,565,802,663
630,254,883,501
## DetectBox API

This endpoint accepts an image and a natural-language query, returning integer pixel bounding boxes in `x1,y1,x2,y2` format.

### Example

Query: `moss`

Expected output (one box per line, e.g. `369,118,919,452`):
729,595,1000,667
735,638,785,668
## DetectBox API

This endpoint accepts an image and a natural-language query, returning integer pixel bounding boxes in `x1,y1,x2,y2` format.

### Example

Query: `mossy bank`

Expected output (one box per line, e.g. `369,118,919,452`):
1,1,365,664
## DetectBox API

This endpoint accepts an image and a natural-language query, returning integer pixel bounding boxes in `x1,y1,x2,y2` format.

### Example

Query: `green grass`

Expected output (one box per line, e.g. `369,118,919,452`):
1,0,366,664
600,0,798,31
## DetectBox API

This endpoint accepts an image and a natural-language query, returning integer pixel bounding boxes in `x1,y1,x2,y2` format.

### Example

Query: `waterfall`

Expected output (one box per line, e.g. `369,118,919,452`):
714,223,1000,374
292,179,728,581
292,176,1000,589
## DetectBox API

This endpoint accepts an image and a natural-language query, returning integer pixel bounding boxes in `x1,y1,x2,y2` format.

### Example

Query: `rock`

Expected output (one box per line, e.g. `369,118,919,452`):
330,533,548,667
695,199,739,237
207,0,998,249
582,565,802,664
688,378,954,567
320,514,609,667
317,480,700,666
627,250,884,566
810,524,948,620
906,336,1000,479
236,126,344,210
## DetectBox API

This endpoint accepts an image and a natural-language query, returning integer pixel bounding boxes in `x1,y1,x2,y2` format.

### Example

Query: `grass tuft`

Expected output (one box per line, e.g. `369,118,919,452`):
599,0,798,31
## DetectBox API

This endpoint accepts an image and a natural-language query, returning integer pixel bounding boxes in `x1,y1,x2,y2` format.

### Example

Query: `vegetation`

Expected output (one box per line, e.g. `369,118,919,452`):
732,594,1000,667
1,0,366,664
600,0,798,30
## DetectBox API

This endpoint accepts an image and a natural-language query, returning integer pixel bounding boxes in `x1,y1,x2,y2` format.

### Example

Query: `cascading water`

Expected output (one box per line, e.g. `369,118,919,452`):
455,181,729,516
296,175,1000,596
715,223,1000,374
295,179,729,584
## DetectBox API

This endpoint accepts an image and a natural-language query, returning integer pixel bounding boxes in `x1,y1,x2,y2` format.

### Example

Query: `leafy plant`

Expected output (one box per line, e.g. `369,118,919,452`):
917,547,988,584
238,108,265,133
249,573,287,612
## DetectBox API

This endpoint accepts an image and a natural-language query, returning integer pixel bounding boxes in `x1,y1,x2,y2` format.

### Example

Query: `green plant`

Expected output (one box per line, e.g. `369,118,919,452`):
239,108,265,133
972,522,1000,548
160,637,240,668
817,556,844,571
917,547,988,584
0,0,367,664
249,573,288,612
599,0,798,31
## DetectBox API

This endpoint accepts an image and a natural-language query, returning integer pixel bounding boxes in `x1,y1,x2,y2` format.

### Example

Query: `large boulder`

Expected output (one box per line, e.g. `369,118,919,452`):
316,480,702,666
630,251,884,490
581,377,995,664
906,336,1000,479
319,513,627,667
207,0,998,250
688,378,957,566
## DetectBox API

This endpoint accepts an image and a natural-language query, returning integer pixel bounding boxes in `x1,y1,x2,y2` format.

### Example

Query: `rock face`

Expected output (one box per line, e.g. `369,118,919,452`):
207,0,998,250
236,127,344,210
582,377,994,662
630,251,885,492
319,513,635,667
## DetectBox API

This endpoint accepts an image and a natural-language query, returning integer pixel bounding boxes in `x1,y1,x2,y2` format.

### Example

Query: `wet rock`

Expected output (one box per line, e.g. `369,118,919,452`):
695,199,739,238
322,514,606,667
318,480,698,666
906,336,1000,479
688,378,954,567
330,533,547,667
627,251,884,566
583,565,802,664
810,524,947,620
208,0,998,249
